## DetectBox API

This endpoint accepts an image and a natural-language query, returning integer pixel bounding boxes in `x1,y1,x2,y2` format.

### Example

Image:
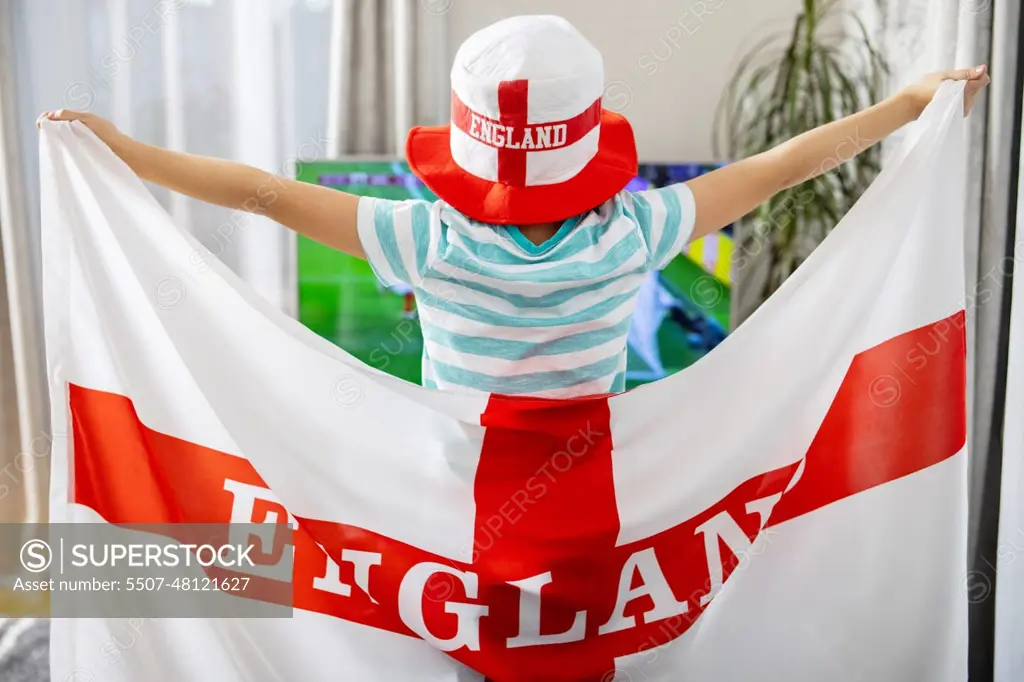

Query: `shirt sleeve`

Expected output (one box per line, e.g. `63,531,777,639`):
629,183,698,271
356,196,438,287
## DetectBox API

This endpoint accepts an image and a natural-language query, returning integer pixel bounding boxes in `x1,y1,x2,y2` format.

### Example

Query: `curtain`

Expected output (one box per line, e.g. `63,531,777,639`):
10,0,335,304
967,3,1022,681
0,240,28,526
331,0,395,154
996,69,1024,682
0,0,48,526
0,0,337,525
326,0,449,157
0,1,22,526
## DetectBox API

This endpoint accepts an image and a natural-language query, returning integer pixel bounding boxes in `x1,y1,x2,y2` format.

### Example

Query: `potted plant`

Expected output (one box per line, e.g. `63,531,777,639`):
716,0,888,325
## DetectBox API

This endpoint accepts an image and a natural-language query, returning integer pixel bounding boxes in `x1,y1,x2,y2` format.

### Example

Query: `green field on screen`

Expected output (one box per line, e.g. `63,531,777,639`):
295,160,431,383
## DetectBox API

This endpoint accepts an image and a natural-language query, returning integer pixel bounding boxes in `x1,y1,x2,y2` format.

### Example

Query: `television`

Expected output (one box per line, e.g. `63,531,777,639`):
295,160,732,388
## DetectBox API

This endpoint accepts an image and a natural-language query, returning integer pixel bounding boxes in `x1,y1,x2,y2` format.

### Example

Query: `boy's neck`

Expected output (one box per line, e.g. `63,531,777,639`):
517,221,562,246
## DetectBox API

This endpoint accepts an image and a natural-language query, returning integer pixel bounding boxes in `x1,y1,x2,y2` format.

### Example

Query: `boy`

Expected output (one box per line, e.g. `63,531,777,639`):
40,15,989,398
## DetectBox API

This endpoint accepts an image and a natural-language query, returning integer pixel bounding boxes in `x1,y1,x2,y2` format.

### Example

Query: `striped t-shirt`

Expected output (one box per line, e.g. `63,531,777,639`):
356,185,697,397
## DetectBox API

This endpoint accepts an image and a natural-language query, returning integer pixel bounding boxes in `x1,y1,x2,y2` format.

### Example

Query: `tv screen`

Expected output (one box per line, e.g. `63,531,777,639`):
295,160,732,389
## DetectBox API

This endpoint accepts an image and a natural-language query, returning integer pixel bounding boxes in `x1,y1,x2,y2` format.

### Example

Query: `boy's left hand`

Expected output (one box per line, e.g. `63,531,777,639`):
904,65,991,118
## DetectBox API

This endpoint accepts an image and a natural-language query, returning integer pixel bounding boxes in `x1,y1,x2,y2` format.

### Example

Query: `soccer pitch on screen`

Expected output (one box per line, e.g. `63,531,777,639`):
295,160,732,389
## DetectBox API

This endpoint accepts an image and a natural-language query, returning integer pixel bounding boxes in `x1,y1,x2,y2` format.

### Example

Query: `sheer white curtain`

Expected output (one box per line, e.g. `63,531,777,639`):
14,0,333,305
0,0,48,527
2,0,335,524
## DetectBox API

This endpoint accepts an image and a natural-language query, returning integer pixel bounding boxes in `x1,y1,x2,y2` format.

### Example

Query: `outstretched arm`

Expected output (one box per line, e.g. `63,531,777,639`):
685,65,990,242
37,110,364,258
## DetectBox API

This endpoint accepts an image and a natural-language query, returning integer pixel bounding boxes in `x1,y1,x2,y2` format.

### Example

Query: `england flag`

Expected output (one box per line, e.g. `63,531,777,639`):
39,84,970,681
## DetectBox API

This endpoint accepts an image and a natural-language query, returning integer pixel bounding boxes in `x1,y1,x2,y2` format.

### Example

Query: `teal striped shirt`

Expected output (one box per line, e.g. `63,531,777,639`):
356,186,697,397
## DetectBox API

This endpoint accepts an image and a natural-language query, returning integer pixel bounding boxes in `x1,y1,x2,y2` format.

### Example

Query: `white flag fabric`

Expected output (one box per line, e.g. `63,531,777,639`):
40,83,970,682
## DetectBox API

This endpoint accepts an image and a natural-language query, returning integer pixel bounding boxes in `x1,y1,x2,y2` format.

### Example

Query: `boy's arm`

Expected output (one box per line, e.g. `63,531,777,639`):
38,109,364,258
685,66,990,242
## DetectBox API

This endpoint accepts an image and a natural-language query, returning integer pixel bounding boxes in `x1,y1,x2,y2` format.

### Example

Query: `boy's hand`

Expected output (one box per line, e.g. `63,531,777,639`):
903,65,990,118
37,109,364,260
688,65,987,243
36,109,127,151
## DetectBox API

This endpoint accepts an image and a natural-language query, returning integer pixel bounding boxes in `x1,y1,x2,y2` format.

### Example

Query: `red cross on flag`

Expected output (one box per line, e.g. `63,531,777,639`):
39,85,970,681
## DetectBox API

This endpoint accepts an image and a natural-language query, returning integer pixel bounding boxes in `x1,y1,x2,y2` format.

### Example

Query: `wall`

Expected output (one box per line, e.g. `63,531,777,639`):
445,0,805,162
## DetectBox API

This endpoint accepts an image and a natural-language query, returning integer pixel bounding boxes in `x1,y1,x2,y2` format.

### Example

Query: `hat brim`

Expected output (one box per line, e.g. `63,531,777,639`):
405,110,638,225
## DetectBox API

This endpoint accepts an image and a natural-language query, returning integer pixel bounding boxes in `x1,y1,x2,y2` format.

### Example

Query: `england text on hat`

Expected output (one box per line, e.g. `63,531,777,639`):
467,114,568,150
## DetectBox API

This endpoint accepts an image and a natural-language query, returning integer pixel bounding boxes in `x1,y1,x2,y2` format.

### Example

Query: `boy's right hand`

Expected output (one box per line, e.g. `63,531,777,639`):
903,65,990,118
36,109,127,152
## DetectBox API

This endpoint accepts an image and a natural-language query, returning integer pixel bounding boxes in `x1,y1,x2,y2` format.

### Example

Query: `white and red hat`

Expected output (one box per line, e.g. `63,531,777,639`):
406,15,638,225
